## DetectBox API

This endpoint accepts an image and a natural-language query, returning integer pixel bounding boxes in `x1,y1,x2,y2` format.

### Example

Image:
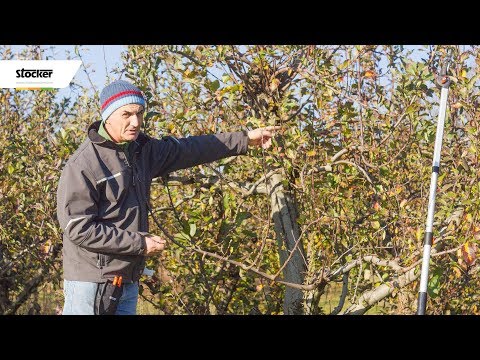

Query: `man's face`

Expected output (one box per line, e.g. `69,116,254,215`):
105,103,144,143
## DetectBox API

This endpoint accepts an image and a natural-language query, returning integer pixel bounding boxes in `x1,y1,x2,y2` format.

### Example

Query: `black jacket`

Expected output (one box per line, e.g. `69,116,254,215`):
57,121,249,282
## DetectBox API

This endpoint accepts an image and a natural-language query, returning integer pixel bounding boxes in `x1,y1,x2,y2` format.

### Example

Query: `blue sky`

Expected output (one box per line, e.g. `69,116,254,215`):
47,45,125,96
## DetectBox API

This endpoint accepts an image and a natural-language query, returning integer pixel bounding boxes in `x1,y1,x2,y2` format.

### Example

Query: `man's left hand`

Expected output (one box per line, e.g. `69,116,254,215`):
247,126,281,149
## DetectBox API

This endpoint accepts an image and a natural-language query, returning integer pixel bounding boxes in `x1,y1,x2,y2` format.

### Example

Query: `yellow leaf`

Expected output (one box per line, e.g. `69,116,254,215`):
325,120,336,129
43,240,51,254
461,68,467,78
371,221,380,230
364,70,376,78
270,78,280,92
306,150,317,157
416,228,423,242
286,149,296,159
452,102,463,109
363,269,371,281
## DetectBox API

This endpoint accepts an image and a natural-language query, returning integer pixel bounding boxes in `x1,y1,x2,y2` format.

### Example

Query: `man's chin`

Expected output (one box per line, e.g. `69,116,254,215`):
123,133,139,141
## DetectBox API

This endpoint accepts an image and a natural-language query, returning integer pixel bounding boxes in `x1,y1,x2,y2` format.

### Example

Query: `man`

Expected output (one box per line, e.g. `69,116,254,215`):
56,79,278,315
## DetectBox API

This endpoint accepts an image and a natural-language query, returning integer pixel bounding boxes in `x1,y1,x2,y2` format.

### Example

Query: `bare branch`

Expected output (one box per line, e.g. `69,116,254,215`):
242,169,281,197
329,255,405,280
377,95,418,147
330,273,349,315
281,95,312,123
402,244,462,274
331,242,461,314
159,172,269,196
330,148,349,162
333,160,374,185
342,266,418,315
273,217,325,279
153,189,198,213
170,48,205,67
306,157,375,190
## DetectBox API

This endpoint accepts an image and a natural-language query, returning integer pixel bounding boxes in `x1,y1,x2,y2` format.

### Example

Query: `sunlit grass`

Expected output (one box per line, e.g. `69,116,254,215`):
17,281,389,315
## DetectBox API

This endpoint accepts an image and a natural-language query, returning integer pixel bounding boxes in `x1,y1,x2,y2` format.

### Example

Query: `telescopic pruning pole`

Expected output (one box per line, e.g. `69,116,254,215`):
417,54,452,315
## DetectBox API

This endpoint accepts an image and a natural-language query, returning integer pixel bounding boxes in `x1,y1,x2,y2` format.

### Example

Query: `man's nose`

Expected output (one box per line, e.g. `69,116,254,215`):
130,115,140,127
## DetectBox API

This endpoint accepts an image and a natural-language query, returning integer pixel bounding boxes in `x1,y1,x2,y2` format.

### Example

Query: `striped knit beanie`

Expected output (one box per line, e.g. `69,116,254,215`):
99,80,146,121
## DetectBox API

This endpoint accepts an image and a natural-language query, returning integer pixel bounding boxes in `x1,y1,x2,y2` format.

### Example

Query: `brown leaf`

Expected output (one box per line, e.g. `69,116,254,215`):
474,226,480,241
462,242,476,266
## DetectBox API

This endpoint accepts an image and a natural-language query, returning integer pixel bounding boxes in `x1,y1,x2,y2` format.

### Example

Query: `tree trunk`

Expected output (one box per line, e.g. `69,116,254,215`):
268,172,306,314
0,244,11,314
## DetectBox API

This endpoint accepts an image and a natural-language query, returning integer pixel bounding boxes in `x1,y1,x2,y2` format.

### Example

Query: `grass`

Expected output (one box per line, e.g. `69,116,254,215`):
14,281,389,315
318,282,390,315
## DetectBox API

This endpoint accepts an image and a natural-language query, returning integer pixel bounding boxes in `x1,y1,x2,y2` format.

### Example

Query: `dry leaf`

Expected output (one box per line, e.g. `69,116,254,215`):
452,102,463,109
462,242,476,266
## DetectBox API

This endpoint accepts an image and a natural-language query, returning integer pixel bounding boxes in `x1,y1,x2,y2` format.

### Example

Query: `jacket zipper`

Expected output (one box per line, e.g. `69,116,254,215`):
122,148,135,186
123,148,146,225
123,146,146,279
97,253,106,268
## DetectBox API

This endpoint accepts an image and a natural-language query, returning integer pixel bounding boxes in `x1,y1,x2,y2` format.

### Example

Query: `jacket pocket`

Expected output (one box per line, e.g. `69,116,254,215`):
76,246,100,267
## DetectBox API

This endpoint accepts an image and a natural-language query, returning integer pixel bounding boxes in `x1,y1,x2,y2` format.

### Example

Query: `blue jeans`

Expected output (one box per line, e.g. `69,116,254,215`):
62,279,139,315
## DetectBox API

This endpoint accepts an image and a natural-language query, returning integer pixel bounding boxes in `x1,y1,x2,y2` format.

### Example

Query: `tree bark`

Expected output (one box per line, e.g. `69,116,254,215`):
268,172,306,314
342,267,419,315
0,243,12,313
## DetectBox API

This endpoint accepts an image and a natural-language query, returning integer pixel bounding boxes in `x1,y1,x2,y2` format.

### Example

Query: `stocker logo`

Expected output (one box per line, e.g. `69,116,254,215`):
16,68,53,78
0,60,81,89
